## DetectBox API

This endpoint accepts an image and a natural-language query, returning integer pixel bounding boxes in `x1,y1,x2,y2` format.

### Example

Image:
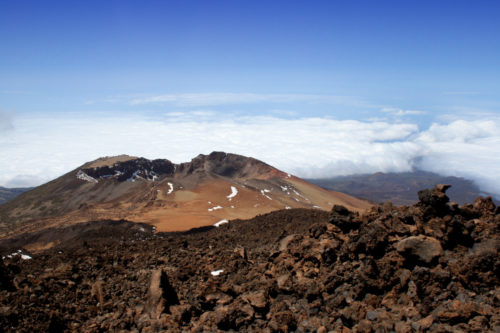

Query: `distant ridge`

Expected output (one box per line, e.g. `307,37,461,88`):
0,187,32,205
307,170,494,205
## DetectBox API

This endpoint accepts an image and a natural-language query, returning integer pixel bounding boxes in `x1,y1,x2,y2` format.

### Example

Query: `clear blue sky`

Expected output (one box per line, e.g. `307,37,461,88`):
1,0,499,123
1,0,500,197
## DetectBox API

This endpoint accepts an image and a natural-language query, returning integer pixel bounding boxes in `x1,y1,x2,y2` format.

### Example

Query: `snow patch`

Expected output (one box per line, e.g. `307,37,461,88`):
260,189,272,200
211,269,224,276
167,182,174,194
313,205,321,209
127,170,141,182
227,186,238,201
214,219,228,227
280,186,288,191
208,206,222,212
76,170,98,183
6,249,32,260
285,206,291,210
292,189,310,202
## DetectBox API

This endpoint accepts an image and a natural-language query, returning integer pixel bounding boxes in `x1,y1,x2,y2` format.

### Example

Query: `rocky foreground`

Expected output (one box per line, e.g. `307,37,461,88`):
0,185,499,332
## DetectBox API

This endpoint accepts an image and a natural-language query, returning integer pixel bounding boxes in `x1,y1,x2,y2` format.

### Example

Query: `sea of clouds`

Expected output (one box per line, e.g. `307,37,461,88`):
1,112,499,198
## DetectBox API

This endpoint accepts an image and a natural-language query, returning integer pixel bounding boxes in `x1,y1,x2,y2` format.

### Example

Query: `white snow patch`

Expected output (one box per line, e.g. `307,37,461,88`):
285,206,291,210
292,189,310,201
139,227,145,232
211,269,224,276
214,219,228,227
127,170,141,182
287,173,291,178
227,186,238,201
280,186,288,191
167,182,174,194
6,250,32,260
313,205,321,209
208,206,223,212
76,170,98,183
260,189,272,200
230,205,234,208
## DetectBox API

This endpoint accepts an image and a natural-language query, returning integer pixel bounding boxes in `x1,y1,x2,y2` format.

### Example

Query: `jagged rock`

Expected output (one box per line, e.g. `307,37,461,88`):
242,291,267,309
418,184,451,216
473,196,496,214
329,205,360,233
144,270,179,319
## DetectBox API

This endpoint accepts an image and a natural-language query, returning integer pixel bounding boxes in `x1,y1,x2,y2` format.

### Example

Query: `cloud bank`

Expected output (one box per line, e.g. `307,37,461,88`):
1,113,499,198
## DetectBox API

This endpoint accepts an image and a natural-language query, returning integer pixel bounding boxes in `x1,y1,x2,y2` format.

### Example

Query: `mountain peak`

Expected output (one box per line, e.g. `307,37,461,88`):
0,152,371,240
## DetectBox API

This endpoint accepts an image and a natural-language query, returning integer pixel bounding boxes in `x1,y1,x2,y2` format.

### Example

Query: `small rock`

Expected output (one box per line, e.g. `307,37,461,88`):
366,310,378,321
243,291,267,309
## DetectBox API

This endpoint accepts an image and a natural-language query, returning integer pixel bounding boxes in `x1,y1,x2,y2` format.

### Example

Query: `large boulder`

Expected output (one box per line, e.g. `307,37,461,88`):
396,235,443,265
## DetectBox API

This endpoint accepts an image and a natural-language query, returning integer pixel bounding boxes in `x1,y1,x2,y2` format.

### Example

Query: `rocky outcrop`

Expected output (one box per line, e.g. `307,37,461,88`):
77,152,280,183
0,186,498,332
82,158,176,182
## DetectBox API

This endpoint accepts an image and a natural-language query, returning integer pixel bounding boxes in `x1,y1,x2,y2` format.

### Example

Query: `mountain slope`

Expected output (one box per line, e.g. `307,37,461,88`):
0,152,371,239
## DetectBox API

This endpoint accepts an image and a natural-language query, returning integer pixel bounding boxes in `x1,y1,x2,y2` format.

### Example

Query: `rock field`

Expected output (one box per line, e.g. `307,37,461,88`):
0,185,499,332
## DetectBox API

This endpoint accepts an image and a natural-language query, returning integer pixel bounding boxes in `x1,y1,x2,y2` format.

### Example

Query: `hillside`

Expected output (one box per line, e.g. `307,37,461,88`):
0,152,370,241
308,171,488,206
0,185,498,332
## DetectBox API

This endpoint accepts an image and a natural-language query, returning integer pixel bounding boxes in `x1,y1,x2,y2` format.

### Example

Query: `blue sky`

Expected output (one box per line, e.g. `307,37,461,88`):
1,1,500,197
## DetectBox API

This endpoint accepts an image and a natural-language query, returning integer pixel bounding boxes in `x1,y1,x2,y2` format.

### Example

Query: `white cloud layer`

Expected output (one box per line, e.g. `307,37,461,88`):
1,113,499,198
381,108,426,116
128,92,372,108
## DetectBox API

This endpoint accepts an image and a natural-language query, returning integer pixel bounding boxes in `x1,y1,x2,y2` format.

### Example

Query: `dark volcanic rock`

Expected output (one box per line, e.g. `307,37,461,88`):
0,258,14,291
0,185,498,332
79,151,278,183
83,158,175,181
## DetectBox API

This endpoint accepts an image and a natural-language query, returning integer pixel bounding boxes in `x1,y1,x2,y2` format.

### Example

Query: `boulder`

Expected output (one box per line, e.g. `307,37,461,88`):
396,235,443,264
